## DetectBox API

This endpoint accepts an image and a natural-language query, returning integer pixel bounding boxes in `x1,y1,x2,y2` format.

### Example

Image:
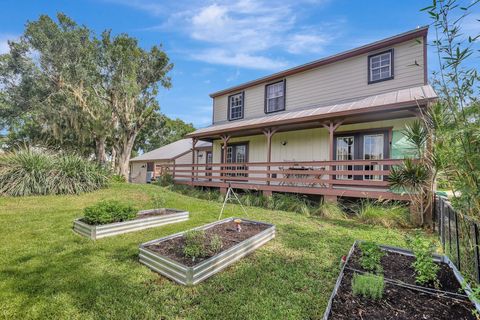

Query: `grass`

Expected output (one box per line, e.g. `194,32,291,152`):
356,200,410,228
0,183,427,319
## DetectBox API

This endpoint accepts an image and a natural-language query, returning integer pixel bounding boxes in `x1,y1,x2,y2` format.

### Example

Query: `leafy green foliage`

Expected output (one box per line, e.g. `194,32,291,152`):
110,174,126,183
183,230,207,262
154,173,174,187
359,242,384,273
406,234,439,285
209,234,223,254
83,200,137,225
357,200,410,228
351,273,384,300
0,149,109,196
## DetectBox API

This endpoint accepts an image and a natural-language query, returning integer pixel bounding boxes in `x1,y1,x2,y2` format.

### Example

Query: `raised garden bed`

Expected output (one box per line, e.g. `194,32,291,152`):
73,208,189,240
139,217,275,285
324,241,480,320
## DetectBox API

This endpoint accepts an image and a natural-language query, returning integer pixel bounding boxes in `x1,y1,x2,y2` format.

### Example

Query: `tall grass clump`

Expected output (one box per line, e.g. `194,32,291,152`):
0,149,109,196
356,200,410,228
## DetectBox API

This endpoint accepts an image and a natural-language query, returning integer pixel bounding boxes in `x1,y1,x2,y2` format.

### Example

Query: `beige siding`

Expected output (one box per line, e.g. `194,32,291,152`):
213,38,425,124
212,118,415,164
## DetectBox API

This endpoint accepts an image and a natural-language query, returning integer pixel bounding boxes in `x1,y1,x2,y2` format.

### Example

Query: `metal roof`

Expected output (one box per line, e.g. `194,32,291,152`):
130,139,211,162
188,85,437,138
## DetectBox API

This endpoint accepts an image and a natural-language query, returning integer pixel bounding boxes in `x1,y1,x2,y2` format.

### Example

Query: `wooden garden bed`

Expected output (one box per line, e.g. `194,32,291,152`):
139,217,275,285
73,208,189,240
324,241,480,320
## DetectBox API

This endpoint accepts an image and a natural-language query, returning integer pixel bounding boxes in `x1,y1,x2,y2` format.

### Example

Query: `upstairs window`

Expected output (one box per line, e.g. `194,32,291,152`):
228,92,244,120
265,80,285,113
368,49,393,84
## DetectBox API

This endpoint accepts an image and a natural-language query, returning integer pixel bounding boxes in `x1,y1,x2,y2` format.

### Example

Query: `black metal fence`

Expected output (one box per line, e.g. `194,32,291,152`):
433,195,480,283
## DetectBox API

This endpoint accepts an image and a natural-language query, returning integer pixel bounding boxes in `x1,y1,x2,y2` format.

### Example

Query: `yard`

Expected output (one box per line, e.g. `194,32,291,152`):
0,183,423,319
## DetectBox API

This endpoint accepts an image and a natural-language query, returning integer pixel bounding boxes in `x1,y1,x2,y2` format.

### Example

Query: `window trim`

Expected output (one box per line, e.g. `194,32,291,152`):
264,79,286,114
227,91,245,121
368,49,394,84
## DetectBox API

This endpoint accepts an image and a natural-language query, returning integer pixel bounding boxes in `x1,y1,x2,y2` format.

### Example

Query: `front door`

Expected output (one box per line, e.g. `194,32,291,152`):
363,134,384,181
222,143,248,177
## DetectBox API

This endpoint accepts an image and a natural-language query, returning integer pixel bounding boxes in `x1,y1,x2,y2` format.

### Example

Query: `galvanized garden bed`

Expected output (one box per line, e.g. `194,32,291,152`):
73,209,189,240
323,240,480,319
139,217,275,285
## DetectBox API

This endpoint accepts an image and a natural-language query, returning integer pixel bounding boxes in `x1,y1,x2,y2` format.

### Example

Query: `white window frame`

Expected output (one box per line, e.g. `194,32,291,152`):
368,50,393,83
336,136,355,180
228,92,244,120
265,80,285,113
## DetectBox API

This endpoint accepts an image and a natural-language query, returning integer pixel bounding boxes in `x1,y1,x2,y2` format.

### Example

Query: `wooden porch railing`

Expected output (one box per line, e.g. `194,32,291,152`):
163,159,408,200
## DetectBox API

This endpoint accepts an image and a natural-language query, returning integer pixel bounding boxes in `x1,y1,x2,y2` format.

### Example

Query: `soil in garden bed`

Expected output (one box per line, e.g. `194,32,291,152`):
329,245,476,320
145,220,270,267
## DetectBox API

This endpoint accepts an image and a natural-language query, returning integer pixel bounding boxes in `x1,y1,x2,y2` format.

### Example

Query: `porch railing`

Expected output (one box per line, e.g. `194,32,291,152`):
163,159,407,199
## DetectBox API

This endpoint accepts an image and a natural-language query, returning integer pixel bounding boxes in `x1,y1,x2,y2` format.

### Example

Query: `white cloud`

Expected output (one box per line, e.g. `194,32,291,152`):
119,0,342,70
191,49,288,70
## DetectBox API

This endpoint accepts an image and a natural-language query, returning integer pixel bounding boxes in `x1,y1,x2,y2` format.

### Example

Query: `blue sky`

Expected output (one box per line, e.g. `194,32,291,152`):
0,0,478,128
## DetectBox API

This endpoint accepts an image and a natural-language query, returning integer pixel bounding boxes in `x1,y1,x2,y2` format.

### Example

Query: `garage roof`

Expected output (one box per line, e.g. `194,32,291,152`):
130,139,211,162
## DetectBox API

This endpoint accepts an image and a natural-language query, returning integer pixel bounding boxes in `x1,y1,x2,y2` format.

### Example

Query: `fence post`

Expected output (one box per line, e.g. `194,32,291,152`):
440,198,445,251
473,223,480,284
454,209,461,271
448,205,452,256
432,196,436,233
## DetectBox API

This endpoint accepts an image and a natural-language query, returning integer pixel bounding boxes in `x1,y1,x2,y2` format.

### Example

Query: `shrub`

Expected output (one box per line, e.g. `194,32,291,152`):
209,234,223,254
0,149,109,196
155,173,174,187
359,242,384,273
83,200,137,225
183,230,207,262
312,201,346,219
110,174,126,183
357,200,410,228
351,273,384,300
406,234,439,285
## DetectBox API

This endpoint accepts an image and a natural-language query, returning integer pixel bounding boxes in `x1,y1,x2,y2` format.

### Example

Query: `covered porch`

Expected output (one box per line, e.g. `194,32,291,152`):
174,85,437,201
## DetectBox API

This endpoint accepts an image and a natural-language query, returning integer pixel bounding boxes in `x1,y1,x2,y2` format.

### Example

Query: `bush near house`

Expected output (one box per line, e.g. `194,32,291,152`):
0,149,109,196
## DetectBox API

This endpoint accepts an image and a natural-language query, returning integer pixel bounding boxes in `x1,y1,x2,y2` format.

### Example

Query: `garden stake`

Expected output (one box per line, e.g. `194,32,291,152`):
218,184,248,220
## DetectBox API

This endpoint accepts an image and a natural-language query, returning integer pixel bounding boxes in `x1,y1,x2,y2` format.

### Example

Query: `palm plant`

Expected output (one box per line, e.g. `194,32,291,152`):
388,119,437,226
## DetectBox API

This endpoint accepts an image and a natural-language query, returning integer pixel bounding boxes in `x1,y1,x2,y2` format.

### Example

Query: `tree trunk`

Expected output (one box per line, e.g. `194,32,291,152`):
95,136,107,165
116,132,137,180
111,147,117,171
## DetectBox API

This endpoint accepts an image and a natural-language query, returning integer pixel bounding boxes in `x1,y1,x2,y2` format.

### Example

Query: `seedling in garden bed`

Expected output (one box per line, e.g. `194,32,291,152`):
406,234,439,286
351,273,384,300
359,242,384,273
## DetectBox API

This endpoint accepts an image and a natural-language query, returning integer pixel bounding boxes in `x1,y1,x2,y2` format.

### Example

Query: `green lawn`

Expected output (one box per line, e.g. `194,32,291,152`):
0,183,422,319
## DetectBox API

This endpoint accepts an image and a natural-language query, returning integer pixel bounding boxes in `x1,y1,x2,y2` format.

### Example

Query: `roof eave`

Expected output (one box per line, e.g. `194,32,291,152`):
186,97,436,139
209,26,429,98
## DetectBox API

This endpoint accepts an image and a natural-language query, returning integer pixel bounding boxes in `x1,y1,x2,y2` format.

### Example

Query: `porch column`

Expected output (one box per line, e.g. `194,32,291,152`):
220,135,231,184
321,120,343,201
191,138,198,182
262,128,277,187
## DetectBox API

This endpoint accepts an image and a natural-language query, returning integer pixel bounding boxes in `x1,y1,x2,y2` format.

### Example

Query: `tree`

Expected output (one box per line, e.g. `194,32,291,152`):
422,0,480,219
95,30,173,178
134,113,195,154
0,14,112,164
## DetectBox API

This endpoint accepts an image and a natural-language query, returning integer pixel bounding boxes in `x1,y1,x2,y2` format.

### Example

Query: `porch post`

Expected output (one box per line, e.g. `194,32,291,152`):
220,135,231,184
322,120,343,202
191,138,198,182
262,128,277,187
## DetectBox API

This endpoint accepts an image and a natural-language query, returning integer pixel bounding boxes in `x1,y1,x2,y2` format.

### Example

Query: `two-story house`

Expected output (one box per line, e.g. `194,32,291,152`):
171,26,437,202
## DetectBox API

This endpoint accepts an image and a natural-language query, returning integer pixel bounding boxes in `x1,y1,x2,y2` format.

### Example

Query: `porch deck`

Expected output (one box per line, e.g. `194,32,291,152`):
167,159,408,201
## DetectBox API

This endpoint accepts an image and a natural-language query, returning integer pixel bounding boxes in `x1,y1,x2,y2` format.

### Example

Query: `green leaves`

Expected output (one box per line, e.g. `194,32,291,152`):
406,234,439,286
83,200,137,225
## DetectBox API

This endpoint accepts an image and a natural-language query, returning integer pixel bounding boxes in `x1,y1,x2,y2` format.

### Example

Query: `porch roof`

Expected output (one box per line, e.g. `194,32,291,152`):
187,85,437,139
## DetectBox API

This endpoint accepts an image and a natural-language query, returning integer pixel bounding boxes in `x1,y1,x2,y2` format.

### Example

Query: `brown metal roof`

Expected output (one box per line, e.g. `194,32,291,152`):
209,26,429,98
188,85,437,139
